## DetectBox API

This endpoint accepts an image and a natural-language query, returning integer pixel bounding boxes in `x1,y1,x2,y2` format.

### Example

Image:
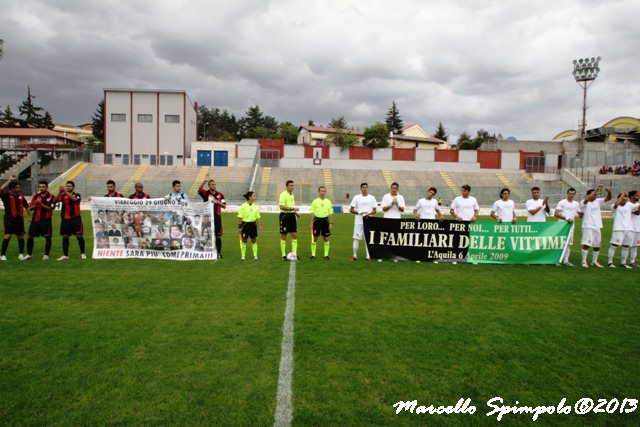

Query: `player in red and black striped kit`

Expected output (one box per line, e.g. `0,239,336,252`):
198,174,226,256
129,182,150,199
55,180,86,260
25,180,56,260
104,180,124,198
0,175,30,260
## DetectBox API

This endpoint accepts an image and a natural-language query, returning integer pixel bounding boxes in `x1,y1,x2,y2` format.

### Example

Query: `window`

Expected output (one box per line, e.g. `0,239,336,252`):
122,154,130,165
134,154,141,165
105,154,113,164
165,115,180,123
138,114,153,123
159,155,166,166
150,154,157,165
166,155,173,166
111,113,126,122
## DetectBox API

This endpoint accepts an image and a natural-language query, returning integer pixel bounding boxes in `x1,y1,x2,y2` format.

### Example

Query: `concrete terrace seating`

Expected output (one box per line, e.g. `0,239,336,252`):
68,165,251,200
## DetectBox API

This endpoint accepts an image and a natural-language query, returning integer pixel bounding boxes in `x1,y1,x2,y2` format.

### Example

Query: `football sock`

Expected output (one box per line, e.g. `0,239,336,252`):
280,240,286,256
621,247,629,265
17,238,24,254
592,250,600,264
324,241,330,257
630,247,638,264
581,249,588,264
1,238,9,256
216,238,222,255
311,241,317,257
27,238,34,255
240,241,246,257
252,243,258,257
353,239,359,257
78,237,85,254
607,246,616,264
291,239,298,255
62,237,70,256
45,237,52,255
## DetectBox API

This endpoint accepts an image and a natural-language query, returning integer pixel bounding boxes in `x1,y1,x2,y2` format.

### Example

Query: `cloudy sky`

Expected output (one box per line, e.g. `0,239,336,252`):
0,0,638,141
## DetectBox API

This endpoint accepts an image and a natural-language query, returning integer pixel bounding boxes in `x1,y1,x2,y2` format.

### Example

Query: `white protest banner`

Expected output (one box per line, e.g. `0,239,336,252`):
90,197,217,260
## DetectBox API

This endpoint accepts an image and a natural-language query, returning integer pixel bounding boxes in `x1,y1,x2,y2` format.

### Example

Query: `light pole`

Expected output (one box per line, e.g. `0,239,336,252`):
572,56,601,164
0,39,4,61
203,121,209,141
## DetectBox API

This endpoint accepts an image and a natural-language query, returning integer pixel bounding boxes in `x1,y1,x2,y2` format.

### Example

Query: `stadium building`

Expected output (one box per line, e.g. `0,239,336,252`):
103,89,197,166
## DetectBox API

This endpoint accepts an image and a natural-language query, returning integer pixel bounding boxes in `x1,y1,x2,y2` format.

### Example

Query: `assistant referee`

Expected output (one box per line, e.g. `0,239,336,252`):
309,185,333,260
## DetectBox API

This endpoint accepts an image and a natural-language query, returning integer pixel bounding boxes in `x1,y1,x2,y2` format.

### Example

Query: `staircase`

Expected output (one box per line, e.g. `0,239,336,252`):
323,169,335,201
0,151,38,180
439,172,460,197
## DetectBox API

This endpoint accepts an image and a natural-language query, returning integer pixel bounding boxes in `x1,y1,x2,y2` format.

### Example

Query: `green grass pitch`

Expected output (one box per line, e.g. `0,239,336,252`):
0,212,639,426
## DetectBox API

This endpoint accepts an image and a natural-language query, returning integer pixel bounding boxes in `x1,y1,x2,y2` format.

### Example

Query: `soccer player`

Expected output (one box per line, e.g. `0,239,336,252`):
237,191,262,261
279,180,300,260
198,174,226,256
414,187,444,220
606,191,638,268
525,187,549,222
55,180,87,260
166,180,188,200
629,190,640,267
129,182,150,199
381,182,405,218
554,187,582,266
490,188,516,223
450,185,479,221
580,184,612,268
309,185,333,260
104,180,124,197
25,180,56,260
0,175,29,260
349,182,377,261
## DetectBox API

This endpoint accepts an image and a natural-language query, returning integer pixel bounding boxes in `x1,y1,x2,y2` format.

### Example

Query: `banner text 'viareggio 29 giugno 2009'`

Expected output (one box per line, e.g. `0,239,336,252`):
363,217,572,264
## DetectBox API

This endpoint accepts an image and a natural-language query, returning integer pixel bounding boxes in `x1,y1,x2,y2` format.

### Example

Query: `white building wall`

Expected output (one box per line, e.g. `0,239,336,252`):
416,149,435,162
502,152,520,169
184,95,197,159
373,149,392,161
132,92,157,157
105,91,131,157
283,145,304,158
158,92,186,162
459,150,477,164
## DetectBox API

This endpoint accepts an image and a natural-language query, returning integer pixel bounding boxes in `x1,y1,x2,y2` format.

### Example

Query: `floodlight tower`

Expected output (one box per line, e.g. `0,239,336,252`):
0,39,4,61
572,56,601,162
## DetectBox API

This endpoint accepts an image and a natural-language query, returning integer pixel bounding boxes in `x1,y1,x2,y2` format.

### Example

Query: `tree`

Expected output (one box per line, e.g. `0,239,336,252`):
41,111,54,130
328,116,348,129
238,105,277,139
325,130,358,150
18,86,44,127
434,121,448,141
385,101,404,135
92,100,104,142
457,132,474,149
0,105,20,127
307,119,315,126
278,122,299,145
363,122,390,148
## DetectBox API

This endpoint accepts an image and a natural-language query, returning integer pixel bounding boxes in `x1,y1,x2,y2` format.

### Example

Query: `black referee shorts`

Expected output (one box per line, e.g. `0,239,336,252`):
241,222,258,239
279,212,297,234
3,216,25,236
29,219,52,238
313,217,331,237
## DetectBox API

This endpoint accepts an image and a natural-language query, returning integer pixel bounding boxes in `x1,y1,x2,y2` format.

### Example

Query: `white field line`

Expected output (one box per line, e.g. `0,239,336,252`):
274,261,296,427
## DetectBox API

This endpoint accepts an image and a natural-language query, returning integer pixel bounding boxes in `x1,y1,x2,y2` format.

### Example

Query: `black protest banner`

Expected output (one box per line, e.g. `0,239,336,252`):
363,217,469,262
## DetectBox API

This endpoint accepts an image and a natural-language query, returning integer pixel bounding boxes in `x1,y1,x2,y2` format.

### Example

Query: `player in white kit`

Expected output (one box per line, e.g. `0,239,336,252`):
606,191,639,268
554,187,582,266
580,184,612,268
490,188,516,223
349,182,377,261
414,187,444,220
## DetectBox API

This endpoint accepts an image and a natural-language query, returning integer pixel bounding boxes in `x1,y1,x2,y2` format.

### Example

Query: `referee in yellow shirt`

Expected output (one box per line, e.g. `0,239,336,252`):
279,180,300,260
309,185,333,260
